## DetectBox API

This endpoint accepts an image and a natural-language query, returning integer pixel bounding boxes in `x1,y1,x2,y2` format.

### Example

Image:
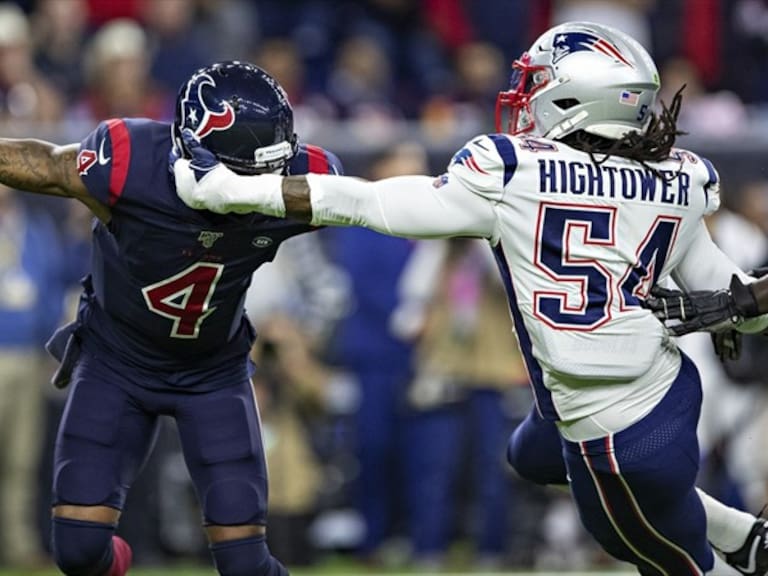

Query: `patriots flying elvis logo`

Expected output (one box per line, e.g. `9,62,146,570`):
552,32,634,67
180,72,235,139
451,148,488,175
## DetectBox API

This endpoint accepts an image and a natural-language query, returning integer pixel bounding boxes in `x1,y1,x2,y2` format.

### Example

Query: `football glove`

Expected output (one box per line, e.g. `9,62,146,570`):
711,329,742,362
643,274,759,336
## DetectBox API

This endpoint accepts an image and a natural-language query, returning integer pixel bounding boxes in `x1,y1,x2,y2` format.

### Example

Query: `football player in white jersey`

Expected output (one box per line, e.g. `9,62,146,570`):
173,21,768,576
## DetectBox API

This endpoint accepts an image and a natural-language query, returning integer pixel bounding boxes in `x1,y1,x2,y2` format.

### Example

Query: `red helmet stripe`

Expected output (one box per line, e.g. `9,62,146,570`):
594,39,633,67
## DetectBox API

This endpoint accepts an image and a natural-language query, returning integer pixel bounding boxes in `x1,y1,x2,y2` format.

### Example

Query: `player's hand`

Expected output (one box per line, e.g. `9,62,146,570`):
181,129,220,179
643,275,757,336
711,329,742,362
171,129,229,212
171,129,284,216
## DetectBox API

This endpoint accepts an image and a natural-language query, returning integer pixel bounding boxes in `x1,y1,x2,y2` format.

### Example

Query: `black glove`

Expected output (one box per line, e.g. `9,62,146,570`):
643,275,759,336
711,329,742,362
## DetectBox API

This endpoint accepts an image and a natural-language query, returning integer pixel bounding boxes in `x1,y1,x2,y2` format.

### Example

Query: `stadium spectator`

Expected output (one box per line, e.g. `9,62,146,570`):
420,41,506,142
322,144,418,561
660,57,748,138
252,37,337,146
551,0,655,49
251,315,333,567
30,0,89,102
68,18,171,124
392,237,528,569
0,184,63,568
0,2,63,124
141,0,211,97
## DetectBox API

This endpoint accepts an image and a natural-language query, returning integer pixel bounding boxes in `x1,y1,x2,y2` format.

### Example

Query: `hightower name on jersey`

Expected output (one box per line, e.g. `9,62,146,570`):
538,158,690,207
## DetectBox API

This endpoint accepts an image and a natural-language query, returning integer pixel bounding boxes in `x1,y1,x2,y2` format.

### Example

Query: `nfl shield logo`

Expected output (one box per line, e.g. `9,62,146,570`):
198,231,224,248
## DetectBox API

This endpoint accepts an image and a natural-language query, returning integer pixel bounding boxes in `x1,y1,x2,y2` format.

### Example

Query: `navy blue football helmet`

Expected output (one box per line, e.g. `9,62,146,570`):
173,61,298,174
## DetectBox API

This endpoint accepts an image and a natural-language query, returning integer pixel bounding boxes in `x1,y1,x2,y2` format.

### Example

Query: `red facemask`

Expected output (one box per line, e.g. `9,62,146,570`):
495,53,552,135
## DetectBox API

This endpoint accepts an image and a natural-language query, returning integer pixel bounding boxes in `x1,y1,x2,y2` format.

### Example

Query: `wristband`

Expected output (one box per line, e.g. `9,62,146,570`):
730,274,760,318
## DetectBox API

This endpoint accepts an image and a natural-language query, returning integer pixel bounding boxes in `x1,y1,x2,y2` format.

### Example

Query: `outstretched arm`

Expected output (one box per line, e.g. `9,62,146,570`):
173,134,498,239
0,139,108,220
288,173,497,239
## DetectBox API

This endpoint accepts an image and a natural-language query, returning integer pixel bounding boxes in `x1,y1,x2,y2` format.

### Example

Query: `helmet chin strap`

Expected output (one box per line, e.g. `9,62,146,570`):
546,110,589,140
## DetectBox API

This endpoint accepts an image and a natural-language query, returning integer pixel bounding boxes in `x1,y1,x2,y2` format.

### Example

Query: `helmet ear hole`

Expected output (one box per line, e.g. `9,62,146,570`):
553,98,580,110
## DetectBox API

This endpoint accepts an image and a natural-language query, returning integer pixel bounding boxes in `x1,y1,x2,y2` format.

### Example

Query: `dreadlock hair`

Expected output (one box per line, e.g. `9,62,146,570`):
561,85,687,180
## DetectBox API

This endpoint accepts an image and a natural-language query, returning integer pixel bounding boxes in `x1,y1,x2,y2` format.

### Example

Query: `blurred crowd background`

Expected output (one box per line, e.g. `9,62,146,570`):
4,0,768,572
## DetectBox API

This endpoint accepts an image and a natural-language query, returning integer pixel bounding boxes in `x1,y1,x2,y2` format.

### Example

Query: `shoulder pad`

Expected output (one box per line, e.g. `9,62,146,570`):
78,118,132,207
447,134,518,202
670,148,721,215
290,144,344,176
695,153,721,215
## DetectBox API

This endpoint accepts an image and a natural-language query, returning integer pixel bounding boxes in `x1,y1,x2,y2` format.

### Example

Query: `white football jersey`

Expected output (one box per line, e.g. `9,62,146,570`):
276,131,768,433
447,133,723,424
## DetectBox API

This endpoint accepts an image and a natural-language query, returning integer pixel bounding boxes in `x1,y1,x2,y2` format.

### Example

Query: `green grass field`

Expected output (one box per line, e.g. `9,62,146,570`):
0,572,635,576
0,564,636,576
0,549,635,575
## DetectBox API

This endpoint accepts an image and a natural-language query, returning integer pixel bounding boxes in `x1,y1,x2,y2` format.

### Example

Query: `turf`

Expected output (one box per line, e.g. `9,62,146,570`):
0,569,635,576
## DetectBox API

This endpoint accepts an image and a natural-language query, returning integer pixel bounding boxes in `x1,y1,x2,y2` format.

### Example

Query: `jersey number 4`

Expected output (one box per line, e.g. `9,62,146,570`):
534,204,680,330
142,262,224,338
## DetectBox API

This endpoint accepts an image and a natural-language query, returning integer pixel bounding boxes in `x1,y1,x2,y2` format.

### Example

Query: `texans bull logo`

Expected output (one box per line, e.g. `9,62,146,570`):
180,72,235,139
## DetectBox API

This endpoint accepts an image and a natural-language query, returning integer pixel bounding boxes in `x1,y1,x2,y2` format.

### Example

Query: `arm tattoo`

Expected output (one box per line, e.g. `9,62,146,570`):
0,139,87,198
282,175,313,221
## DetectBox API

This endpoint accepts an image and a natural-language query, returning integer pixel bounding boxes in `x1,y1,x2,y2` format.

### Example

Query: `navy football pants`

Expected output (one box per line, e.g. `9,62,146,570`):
508,354,713,575
52,349,268,527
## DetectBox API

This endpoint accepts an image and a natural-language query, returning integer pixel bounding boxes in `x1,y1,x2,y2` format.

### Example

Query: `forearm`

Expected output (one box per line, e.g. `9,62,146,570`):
175,160,498,238
673,223,751,291
301,173,497,238
672,222,768,332
0,139,81,197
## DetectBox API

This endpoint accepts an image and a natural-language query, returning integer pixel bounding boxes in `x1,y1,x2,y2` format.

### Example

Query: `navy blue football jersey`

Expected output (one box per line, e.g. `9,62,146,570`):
74,118,342,377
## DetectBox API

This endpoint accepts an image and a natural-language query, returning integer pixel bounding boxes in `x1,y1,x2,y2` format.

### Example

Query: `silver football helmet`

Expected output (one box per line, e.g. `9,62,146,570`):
496,21,660,141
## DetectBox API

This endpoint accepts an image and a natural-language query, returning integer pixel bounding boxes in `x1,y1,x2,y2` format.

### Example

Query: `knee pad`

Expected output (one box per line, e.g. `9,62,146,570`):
211,535,288,576
52,517,115,576
507,415,568,486
203,478,266,526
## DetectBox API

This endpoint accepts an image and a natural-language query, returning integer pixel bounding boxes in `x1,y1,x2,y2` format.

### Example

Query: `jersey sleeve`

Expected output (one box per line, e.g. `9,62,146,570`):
446,133,518,203
306,173,498,239
325,150,344,175
77,118,132,207
672,221,768,333
303,144,344,176
698,156,721,216
680,149,721,216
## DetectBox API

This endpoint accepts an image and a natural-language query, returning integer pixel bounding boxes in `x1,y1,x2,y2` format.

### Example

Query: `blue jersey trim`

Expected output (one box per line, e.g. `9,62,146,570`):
488,134,518,187
492,243,559,420
700,157,718,187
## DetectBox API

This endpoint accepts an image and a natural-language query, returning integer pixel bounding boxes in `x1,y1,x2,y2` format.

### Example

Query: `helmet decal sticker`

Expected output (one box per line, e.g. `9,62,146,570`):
180,73,235,139
552,31,634,68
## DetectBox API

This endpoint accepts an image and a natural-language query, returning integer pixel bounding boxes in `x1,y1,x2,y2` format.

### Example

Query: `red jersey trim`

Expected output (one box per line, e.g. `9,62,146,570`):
106,119,131,206
305,144,330,174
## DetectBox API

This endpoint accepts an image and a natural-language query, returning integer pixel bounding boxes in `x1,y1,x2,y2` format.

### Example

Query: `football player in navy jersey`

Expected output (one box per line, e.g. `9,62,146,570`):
0,61,341,576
